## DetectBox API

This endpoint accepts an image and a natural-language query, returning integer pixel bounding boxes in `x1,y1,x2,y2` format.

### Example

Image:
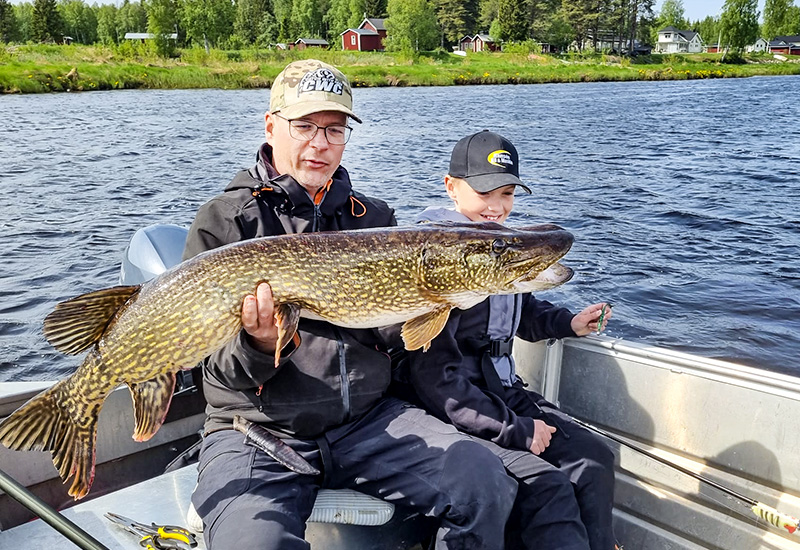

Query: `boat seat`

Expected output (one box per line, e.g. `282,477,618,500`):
186,487,395,531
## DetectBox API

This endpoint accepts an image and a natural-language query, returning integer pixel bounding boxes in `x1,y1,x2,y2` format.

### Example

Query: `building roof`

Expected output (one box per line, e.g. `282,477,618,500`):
124,32,178,40
362,18,386,31
774,35,800,44
295,38,329,45
658,27,700,42
340,28,379,36
475,34,494,42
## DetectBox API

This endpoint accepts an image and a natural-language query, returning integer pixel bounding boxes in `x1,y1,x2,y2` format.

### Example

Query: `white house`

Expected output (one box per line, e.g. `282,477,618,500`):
655,26,703,53
746,38,769,52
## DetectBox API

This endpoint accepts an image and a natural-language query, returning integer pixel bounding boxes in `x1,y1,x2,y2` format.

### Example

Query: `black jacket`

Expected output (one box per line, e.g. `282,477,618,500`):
184,143,397,437
407,294,576,452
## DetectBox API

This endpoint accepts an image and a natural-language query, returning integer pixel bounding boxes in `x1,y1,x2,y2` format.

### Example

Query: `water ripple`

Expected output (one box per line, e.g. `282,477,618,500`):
1,78,799,379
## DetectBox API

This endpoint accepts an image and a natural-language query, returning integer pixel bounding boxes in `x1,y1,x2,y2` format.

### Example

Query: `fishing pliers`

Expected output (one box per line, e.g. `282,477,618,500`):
105,512,198,549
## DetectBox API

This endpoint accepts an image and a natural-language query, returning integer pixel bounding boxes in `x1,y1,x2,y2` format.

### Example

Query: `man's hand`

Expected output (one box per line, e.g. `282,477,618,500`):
242,282,279,354
571,302,613,336
530,420,557,455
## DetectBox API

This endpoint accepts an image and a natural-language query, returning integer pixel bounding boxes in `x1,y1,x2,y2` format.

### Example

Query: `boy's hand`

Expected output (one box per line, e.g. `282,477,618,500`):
571,302,613,336
242,282,280,354
530,420,557,455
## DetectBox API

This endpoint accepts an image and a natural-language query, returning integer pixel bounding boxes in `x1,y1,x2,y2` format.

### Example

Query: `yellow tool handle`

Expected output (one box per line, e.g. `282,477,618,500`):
156,527,193,544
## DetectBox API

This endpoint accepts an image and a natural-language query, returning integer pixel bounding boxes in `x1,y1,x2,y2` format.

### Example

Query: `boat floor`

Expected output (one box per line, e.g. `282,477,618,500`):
0,465,204,549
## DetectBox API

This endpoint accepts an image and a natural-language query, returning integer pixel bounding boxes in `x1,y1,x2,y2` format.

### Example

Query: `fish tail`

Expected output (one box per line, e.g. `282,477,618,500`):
0,379,100,500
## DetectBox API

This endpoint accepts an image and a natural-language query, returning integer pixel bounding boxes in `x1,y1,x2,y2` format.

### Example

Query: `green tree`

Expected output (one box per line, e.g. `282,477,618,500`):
539,11,573,50
324,0,350,42
437,0,477,47
146,0,178,56
720,0,759,52
788,5,800,34
96,4,118,44
693,15,720,47
0,0,17,42
273,0,295,41
117,0,147,38
655,0,685,28
253,8,277,44
478,0,498,32
32,0,63,42
13,2,34,41
291,0,323,36
58,0,98,44
495,0,527,41
181,0,235,50
384,0,438,51
763,0,794,39
561,0,602,51
348,0,386,24
233,0,267,44
528,0,559,40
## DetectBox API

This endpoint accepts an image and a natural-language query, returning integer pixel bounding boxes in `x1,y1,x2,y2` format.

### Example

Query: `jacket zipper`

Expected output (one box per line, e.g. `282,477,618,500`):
312,189,348,421
312,204,320,232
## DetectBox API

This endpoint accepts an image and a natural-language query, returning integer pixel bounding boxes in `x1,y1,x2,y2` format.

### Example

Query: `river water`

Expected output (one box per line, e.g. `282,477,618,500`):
1,75,799,381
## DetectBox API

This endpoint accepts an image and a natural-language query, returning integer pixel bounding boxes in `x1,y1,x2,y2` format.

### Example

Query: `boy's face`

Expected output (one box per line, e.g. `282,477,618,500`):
445,176,515,224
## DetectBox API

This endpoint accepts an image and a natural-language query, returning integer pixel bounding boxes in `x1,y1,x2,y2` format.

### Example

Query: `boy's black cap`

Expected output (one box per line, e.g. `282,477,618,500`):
449,130,532,194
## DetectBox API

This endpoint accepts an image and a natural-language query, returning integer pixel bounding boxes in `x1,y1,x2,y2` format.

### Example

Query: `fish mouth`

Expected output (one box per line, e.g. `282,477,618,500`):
532,262,574,285
510,262,574,292
505,225,574,291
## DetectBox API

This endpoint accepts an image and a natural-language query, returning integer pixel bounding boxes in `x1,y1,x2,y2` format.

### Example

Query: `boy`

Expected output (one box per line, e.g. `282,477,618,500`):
406,130,617,550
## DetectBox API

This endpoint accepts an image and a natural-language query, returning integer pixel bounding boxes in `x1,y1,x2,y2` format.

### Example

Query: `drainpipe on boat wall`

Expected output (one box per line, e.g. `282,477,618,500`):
0,467,110,550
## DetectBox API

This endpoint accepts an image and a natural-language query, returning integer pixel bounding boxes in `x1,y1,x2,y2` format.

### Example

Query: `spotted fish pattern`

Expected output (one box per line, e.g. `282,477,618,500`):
0,222,573,499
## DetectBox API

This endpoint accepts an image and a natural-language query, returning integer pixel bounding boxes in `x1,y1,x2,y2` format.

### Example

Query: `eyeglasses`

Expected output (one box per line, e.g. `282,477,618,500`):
273,113,352,145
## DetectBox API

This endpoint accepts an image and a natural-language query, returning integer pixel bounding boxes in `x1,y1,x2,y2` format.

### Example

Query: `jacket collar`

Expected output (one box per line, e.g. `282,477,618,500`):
227,143,354,216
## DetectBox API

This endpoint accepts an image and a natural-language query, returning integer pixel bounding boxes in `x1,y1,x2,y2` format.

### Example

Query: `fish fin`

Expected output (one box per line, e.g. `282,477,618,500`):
401,306,453,352
44,286,141,355
274,303,302,367
0,379,100,500
128,372,176,442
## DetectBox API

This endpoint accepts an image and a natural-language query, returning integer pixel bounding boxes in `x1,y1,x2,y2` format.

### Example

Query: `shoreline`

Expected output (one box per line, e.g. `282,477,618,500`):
2,45,799,94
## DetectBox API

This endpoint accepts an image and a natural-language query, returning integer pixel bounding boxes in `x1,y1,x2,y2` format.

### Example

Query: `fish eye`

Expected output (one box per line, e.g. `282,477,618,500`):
491,239,507,254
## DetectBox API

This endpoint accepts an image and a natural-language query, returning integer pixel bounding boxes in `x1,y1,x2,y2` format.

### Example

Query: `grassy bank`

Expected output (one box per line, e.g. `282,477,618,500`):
1,44,799,93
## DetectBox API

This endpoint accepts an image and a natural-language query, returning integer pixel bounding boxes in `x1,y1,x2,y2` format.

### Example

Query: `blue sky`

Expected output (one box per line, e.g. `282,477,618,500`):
664,0,767,21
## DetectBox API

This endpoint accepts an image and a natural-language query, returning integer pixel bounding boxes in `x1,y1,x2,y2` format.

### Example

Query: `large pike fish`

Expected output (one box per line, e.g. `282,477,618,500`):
0,222,574,499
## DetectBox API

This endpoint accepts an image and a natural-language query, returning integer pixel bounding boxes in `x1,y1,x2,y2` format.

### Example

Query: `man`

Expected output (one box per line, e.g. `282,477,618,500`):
184,60,517,550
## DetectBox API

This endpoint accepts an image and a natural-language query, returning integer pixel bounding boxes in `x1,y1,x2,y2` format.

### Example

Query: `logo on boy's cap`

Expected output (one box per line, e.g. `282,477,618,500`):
449,131,531,194
487,150,514,168
269,59,361,123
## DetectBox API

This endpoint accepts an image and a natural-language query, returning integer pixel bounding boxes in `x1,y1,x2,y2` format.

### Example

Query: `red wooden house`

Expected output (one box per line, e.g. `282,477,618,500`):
473,34,498,52
294,38,329,50
341,17,387,51
769,36,800,55
458,34,498,53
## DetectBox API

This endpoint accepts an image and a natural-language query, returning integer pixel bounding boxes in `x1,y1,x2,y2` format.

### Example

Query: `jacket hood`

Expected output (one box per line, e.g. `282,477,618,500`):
415,206,471,224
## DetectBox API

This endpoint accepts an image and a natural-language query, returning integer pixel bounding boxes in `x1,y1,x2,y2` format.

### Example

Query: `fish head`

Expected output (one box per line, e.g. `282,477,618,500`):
420,222,574,298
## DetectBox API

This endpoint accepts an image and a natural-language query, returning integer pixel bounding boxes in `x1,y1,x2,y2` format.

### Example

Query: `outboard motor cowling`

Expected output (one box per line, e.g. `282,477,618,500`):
120,224,189,285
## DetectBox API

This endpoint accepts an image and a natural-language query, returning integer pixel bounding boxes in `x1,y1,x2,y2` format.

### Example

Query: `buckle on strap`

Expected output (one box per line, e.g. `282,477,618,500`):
489,338,513,358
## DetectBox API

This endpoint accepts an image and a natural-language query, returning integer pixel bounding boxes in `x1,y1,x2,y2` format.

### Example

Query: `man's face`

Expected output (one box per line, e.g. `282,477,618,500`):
265,110,348,196
445,176,516,225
